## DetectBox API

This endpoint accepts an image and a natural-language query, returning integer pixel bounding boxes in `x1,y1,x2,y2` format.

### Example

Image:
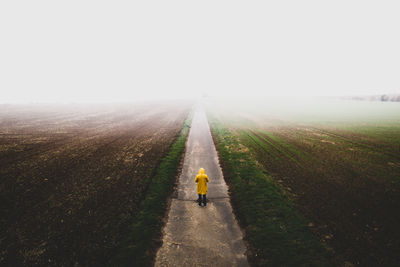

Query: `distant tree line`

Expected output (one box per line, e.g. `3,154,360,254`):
341,94,400,102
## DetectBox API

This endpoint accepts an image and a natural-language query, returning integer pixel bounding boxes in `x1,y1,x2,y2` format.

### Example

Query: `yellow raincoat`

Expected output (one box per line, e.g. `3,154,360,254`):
195,168,209,195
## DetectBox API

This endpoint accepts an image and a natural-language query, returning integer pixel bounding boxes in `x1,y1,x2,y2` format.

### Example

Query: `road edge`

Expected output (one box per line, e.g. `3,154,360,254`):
110,108,194,267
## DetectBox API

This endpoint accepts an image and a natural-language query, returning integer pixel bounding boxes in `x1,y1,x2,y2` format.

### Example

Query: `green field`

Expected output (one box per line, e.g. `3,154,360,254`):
206,97,400,266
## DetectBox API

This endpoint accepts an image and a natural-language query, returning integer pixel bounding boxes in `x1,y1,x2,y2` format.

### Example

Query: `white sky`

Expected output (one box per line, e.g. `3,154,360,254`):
1,1,399,103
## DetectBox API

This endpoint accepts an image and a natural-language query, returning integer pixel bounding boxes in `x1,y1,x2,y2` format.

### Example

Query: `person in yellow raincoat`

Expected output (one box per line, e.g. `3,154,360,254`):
195,168,209,206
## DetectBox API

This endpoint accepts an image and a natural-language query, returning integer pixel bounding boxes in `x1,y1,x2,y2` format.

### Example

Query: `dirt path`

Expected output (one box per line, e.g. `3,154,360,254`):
155,106,248,266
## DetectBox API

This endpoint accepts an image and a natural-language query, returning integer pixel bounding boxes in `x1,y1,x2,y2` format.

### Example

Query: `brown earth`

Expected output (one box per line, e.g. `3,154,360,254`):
238,125,400,266
0,102,191,266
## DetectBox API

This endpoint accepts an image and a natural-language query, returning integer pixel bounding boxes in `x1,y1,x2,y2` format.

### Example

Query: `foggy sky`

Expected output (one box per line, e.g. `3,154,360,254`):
1,1,399,103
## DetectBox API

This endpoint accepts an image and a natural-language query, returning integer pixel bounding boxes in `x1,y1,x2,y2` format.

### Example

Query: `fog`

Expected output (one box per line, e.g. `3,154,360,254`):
1,1,399,103
205,96,400,125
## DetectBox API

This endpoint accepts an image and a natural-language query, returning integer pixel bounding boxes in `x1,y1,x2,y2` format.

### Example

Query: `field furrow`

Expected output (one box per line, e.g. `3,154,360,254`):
206,98,400,266
0,102,191,266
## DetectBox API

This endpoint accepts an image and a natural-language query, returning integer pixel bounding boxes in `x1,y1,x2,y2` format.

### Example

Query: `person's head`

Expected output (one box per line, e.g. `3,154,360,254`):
199,168,205,174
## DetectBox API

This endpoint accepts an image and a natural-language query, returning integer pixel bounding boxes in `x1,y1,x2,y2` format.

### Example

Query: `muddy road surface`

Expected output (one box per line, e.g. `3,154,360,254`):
155,107,248,267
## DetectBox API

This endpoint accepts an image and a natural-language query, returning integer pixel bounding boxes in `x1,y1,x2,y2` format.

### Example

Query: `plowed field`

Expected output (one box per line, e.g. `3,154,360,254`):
207,97,400,266
0,102,191,266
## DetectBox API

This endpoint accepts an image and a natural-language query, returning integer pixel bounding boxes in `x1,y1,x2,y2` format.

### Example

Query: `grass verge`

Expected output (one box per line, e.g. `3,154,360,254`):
209,119,338,266
111,111,193,267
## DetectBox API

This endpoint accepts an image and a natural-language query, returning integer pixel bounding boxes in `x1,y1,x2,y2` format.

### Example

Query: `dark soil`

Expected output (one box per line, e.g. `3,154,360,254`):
0,102,191,266
239,126,400,266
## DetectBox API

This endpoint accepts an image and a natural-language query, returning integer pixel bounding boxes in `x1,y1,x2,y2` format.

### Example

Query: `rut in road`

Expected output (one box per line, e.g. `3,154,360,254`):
155,107,248,267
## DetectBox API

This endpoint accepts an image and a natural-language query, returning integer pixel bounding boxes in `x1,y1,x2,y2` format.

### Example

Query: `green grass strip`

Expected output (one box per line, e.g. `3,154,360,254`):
209,120,338,266
111,112,193,267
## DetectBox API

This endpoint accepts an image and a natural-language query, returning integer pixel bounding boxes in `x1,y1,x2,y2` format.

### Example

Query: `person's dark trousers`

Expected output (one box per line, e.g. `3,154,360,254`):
198,194,207,206
198,194,202,206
